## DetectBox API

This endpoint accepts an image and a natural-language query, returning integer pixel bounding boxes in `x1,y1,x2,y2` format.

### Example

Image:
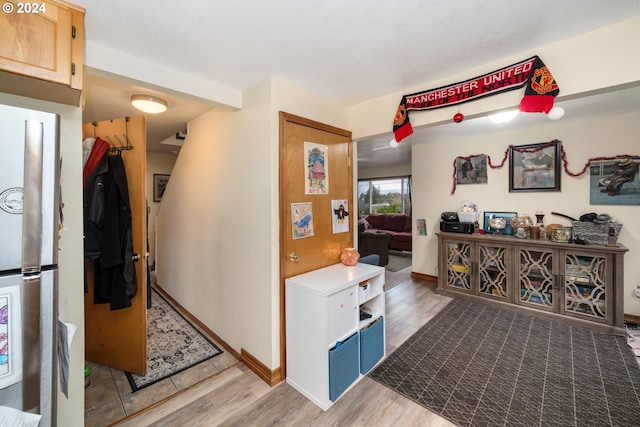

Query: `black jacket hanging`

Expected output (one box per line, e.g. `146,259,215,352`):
90,153,137,310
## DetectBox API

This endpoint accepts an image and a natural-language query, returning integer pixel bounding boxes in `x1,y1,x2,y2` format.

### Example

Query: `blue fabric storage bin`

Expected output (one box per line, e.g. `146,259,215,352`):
360,316,384,374
328,332,359,401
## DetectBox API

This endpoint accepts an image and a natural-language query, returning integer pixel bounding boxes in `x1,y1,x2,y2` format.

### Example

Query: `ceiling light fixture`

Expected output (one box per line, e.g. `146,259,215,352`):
131,94,168,114
487,110,518,124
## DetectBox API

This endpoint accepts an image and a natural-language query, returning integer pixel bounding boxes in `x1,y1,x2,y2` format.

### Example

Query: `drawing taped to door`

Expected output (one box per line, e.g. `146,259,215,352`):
291,202,314,239
332,199,349,234
0,286,22,388
305,141,329,195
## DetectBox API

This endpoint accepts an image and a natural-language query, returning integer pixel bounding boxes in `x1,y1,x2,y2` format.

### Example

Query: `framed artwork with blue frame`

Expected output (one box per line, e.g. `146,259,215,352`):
483,211,517,235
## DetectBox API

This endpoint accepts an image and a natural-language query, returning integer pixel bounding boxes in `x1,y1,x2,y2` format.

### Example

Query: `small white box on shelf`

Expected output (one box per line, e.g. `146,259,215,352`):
358,281,371,301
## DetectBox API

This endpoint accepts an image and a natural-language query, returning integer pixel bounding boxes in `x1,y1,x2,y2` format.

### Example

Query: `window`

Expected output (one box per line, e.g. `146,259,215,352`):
358,176,411,216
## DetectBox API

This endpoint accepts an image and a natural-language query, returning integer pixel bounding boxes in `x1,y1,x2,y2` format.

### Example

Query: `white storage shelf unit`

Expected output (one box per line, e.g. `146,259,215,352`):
285,263,386,410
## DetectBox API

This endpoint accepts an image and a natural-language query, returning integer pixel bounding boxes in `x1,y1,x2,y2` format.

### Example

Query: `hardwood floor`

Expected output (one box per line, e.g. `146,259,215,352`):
109,277,455,426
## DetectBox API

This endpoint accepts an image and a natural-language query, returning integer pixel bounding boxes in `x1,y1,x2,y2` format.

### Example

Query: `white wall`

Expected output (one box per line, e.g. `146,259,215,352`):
411,110,640,314
156,80,273,365
0,93,84,427
146,151,177,267
155,78,349,369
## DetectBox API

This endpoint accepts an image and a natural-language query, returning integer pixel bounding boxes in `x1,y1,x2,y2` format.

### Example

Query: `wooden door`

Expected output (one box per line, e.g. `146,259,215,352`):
83,116,148,375
279,112,353,375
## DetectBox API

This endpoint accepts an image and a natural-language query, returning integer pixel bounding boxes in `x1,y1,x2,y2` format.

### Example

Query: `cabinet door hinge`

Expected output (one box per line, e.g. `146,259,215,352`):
72,26,76,39
71,63,75,75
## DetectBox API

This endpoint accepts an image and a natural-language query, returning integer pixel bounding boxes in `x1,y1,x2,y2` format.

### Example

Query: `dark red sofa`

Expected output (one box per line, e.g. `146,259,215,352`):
360,213,412,252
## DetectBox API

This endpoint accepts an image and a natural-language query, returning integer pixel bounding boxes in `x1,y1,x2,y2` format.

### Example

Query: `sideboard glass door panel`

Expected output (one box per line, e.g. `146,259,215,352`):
445,241,472,291
518,247,555,311
563,252,609,321
478,244,509,299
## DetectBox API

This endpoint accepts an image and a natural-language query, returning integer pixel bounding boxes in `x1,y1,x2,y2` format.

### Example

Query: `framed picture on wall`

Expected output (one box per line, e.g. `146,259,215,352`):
509,141,561,192
590,158,640,205
153,174,170,202
456,155,488,185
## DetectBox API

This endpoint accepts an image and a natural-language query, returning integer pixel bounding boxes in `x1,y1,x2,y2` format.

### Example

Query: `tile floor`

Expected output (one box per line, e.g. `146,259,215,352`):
84,329,238,426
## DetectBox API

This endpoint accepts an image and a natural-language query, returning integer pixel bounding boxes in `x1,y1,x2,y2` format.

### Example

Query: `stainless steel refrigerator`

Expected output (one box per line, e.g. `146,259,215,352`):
0,103,60,426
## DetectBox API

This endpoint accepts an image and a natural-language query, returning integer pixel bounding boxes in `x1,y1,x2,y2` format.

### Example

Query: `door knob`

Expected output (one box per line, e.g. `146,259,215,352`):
132,253,140,262
289,252,300,262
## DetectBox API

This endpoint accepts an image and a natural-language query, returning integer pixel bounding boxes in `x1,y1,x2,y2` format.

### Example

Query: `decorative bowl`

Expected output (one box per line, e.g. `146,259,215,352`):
489,217,506,234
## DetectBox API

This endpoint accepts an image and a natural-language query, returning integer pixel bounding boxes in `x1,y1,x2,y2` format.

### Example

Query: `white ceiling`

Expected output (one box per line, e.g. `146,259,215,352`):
75,0,640,164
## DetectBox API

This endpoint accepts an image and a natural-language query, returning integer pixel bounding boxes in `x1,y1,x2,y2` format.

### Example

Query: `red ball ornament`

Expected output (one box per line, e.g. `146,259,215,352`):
453,112,464,123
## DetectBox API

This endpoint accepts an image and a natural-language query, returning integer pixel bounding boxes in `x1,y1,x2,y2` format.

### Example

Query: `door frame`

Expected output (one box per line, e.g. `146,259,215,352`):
278,111,353,378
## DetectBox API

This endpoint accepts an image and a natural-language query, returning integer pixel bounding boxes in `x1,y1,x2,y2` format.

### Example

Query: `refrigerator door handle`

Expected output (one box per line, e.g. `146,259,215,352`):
22,120,44,273
22,274,42,414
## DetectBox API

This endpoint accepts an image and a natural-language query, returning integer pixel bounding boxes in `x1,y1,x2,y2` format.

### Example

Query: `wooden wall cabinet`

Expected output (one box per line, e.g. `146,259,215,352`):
437,232,628,335
285,263,386,410
0,0,85,105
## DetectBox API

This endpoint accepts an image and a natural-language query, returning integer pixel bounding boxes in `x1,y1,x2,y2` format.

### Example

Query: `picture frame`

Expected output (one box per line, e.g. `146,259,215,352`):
509,141,561,192
456,155,488,185
175,128,187,140
153,174,170,202
589,158,640,205
483,211,517,235
416,218,427,236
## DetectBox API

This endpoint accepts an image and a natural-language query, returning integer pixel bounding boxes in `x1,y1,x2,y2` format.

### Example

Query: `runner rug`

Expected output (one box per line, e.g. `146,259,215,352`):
370,298,640,427
126,291,222,392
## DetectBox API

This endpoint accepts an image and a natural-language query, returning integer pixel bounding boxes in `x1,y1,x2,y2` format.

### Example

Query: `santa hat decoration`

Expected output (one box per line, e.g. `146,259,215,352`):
519,56,560,114
393,96,413,142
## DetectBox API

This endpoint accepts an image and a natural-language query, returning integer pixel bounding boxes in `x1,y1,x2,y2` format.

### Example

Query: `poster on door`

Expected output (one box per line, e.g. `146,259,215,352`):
331,199,350,234
0,285,22,389
305,141,329,195
291,202,315,239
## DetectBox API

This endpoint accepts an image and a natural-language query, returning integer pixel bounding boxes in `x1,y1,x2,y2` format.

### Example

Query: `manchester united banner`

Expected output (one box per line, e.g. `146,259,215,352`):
393,55,559,143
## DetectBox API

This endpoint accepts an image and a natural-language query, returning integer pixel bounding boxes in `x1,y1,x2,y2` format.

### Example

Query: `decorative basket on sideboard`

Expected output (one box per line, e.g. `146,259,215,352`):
571,221,622,246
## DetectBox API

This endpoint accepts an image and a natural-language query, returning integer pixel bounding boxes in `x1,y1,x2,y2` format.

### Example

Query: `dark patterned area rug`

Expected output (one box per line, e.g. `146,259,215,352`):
371,298,640,427
125,291,222,392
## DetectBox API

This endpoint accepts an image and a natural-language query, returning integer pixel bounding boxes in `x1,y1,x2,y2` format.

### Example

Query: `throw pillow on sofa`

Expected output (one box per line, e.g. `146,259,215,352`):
358,217,371,230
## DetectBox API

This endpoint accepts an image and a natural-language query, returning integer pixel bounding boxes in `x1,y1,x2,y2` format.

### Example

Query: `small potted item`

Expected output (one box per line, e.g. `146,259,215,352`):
551,227,572,243
607,227,618,246
340,248,360,266
511,215,534,239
